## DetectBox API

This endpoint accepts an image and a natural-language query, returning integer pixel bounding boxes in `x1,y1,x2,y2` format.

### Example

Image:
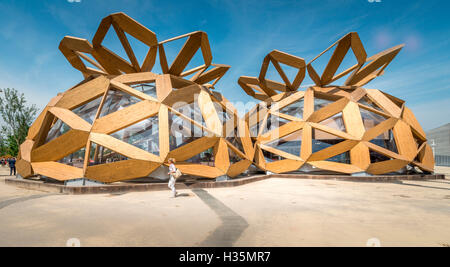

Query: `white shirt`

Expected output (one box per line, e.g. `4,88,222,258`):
169,163,176,173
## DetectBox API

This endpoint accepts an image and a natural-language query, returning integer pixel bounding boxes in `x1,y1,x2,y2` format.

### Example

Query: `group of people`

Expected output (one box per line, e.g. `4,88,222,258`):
1,157,16,176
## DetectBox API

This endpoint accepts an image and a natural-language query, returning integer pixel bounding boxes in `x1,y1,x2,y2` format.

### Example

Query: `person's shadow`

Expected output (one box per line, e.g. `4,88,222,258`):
176,193,191,197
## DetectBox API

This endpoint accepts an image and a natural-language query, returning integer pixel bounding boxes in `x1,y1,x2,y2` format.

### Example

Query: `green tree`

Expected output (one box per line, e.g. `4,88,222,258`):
0,88,38,157
0,134,6,156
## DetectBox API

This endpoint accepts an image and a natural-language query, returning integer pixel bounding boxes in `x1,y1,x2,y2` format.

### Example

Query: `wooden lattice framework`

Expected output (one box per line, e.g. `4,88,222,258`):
17,13,254,183
17,14,434,181
241,32,434,175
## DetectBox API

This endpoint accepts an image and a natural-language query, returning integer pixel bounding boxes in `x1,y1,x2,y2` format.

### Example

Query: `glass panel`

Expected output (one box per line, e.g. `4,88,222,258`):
320,113,346,132
261,114,289,134
213,102,233,125
131,83,157,99
265,130,302,156
99,88,141,117
229,148,242,164
325,151,351,164
169,112,205,150
312,129,344,153
71,97,102,124
226,128,245,153
110,116,160,156
88,142,129,166
370,149,391,163
250,122,261,138
263,149,284,163
279,99,304,119
360,108,387,130
173,102,207,129
185,148,215,166
358,96,383,111
248,105,265,137
370,130,398,153
412,132,425,150
45,119,71,144
314,97,333,111
59,148,86,168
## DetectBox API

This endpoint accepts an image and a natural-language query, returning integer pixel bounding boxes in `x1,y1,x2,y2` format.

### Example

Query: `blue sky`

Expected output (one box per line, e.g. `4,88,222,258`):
0,0,449,130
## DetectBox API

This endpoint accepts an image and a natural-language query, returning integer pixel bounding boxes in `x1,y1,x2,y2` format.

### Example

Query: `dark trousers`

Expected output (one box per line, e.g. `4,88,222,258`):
10,167,16,176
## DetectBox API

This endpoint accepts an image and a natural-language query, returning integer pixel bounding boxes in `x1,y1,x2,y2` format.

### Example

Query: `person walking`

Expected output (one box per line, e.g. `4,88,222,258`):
168,158,178,198
8,157,16,176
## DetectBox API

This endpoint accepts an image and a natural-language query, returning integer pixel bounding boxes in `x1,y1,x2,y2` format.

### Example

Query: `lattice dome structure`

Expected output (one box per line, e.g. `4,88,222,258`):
16,13,254,183
240,33,434,175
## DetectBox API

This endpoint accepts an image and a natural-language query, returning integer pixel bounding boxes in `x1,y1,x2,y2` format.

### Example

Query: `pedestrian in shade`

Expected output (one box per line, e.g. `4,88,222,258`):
8,157,16,176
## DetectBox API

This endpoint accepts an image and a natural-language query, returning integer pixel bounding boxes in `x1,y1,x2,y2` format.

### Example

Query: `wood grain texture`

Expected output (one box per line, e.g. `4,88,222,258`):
49,107,92,131
112,72,158,84
32,162,84,181
19,140,34,162
16,159,34,178
309,161,364,174
393,120,418,161
215,138,231,173
176,164,225,179
366,159,409,175
265,159,305,174
227,159,252,178
350,142,370,170
85,160,161,183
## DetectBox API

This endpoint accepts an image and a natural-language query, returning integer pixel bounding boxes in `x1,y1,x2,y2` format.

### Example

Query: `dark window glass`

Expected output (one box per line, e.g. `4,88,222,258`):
265,130,302,156
325,152,351,164
370,150,391,163
59,148,86,168
262,114,289,134
226,128,245,153
369,130,398,153
229,148,242,164
312,129,344,153
88,142,129,166
186,148,215,166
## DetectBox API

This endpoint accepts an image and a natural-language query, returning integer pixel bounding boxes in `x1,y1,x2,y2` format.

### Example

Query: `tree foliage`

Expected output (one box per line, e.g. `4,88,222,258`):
0,88,38,157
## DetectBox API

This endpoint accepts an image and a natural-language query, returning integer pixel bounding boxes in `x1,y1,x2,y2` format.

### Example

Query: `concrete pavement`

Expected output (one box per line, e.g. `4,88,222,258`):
0,165,449,247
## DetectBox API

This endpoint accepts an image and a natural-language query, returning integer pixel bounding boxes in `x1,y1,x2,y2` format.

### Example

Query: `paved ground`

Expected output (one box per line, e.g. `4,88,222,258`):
435,166,450,178
0,165,449,247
